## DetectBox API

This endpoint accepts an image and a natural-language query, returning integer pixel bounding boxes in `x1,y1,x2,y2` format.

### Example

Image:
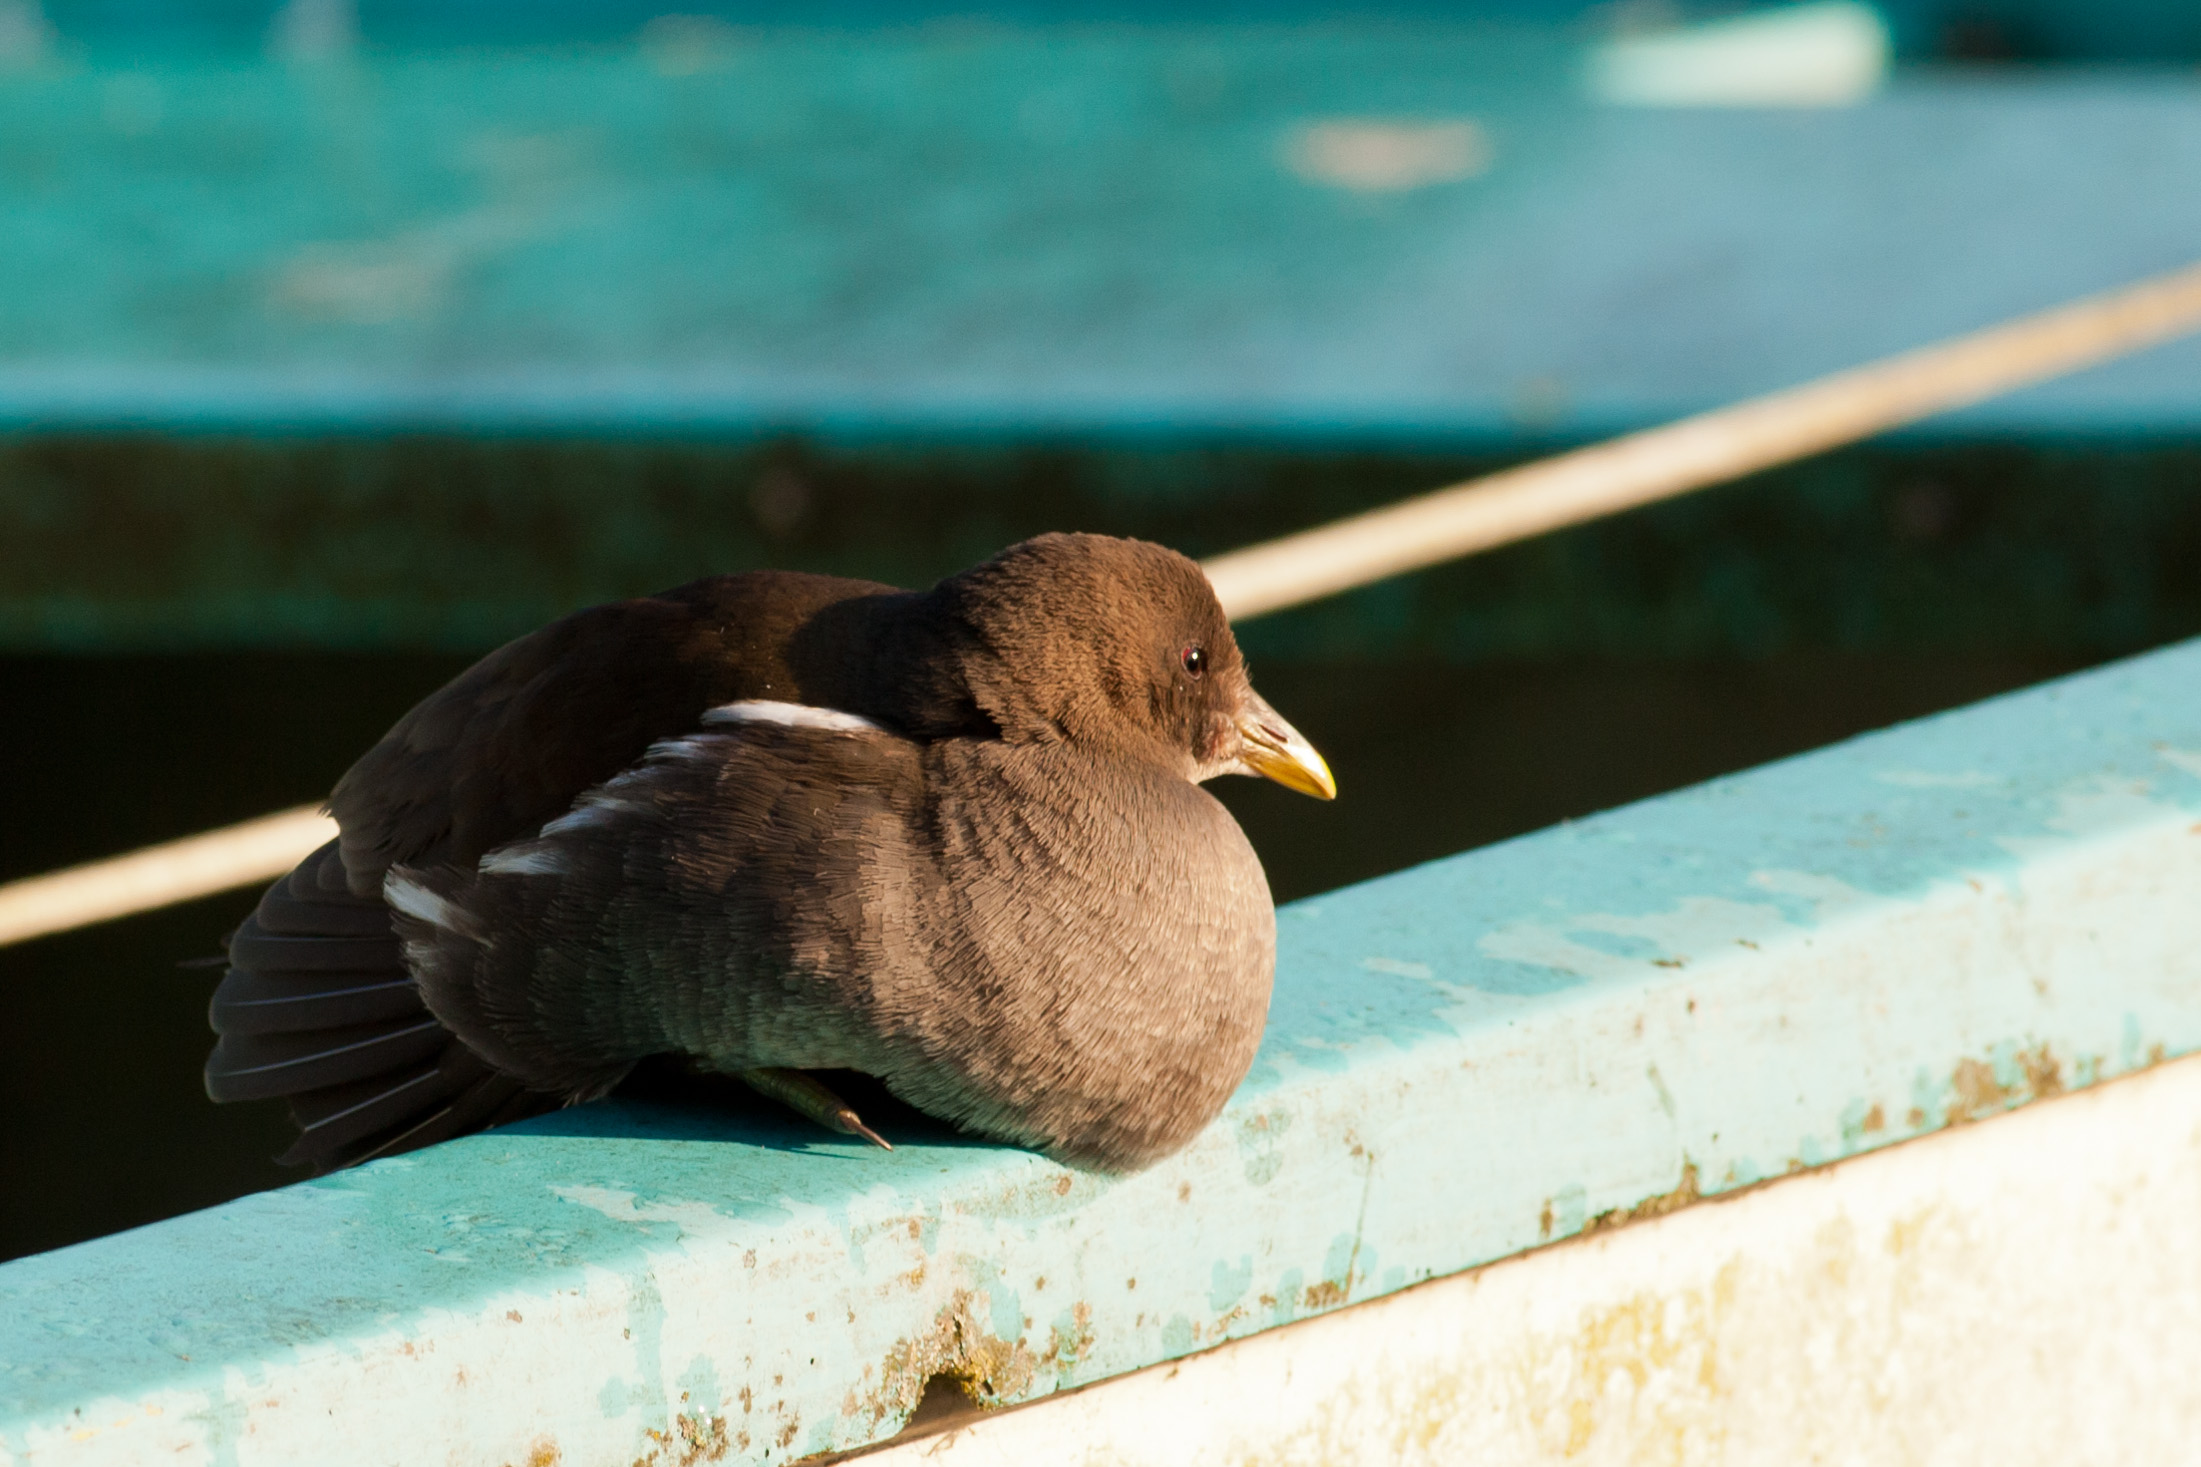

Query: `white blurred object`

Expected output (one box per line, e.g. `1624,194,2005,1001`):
1588,1,1891,108
268,0,358,62
0,0,52,65
640,14,748,76
1285,119,1493,193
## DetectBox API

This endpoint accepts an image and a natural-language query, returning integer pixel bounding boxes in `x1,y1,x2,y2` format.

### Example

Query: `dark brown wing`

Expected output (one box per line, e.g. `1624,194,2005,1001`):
206,568,899,1170
329,569,898,895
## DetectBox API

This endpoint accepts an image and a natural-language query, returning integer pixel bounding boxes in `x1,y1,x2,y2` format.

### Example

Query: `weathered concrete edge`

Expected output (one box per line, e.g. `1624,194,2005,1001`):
847,1050,2201,1464
3,638,2200,1465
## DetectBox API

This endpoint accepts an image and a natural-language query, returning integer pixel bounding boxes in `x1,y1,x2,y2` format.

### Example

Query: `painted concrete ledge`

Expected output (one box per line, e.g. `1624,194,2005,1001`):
6,637,2201,1465
853,1050,2201,1465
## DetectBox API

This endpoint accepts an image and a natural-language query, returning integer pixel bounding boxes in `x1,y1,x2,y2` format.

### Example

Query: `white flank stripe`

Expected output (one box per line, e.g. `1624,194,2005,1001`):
702,700,883,735
648,734,728,762
478,843,567,877
384,873,479,940
540,800,637,837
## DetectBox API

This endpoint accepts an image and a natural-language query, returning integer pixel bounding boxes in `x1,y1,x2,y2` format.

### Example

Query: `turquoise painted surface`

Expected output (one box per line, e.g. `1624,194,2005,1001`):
26,0,2201,61
6,639,2201,1461
2,33,2201,436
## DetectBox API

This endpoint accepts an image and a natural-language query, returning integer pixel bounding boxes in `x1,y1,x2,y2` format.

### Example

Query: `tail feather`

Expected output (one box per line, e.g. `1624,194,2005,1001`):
226,919,403,973
207,838,557,1171
204,1017,449,1102
350,1073,541,1165
208,970,425,1034
276,1045,494,1168
257,860,398,937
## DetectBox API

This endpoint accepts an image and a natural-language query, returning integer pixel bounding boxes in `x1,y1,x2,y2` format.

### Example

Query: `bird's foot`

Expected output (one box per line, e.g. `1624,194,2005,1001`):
737,1067,893,1150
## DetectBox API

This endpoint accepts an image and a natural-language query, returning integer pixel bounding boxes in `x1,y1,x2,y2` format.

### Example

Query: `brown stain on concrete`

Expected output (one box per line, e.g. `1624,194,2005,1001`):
1949,1044,2063,1124
1302,1279,1349,1310
863,1289,1041,1430
630,1413,731,1467
1546,1278,1730,1462
1948,1058,2009,1121
1582,1161,1702,1238
2019,1045,2064,1100
1049,1300,1095,1369
1883,1205,1937,1259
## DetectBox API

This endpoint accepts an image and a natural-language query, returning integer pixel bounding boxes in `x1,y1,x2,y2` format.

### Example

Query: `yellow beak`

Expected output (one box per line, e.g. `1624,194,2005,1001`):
1235,692,1337,801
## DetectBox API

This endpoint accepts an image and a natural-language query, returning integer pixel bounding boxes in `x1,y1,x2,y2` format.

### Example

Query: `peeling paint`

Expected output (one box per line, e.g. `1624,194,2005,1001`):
1583,1162,1703,1238
864,1288,1043,1427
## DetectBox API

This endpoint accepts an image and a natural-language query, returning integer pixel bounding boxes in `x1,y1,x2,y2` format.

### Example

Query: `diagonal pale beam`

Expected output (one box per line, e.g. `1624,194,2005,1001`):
1203,260,2201,619
10,259,2201,947
0,806,335,948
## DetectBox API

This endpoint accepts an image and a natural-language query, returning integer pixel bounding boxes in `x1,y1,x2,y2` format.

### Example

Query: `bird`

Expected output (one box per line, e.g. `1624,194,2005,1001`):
203,533,1335,1173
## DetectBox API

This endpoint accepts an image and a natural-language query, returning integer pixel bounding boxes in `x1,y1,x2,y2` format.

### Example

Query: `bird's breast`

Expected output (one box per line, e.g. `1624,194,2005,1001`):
888,742,1277,1169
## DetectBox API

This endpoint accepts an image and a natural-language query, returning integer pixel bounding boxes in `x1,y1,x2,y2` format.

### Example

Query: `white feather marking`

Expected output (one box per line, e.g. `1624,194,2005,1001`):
648,733,728,762
384,872,483,942
596,765,658,795
479,842,566,877
539,800,633,837
703,700,882,735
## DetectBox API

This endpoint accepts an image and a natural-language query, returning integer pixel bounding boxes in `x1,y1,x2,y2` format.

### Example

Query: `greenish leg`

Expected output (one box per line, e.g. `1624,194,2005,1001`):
737,1068,893,1151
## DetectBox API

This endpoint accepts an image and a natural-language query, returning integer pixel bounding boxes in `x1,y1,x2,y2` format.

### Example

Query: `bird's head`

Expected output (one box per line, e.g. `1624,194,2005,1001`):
928,533,1335,800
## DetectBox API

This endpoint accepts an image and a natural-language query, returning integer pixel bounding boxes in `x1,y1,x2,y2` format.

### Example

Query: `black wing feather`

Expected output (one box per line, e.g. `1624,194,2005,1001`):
208,970,424,1034
207,839,557,1170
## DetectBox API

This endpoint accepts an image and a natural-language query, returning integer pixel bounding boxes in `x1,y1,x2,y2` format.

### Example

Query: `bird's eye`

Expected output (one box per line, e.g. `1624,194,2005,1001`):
1180,645,1207,679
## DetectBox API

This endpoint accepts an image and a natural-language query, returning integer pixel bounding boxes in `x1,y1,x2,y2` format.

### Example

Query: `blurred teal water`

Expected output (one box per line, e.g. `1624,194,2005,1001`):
28,1,2201,60
3,26,2200,437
